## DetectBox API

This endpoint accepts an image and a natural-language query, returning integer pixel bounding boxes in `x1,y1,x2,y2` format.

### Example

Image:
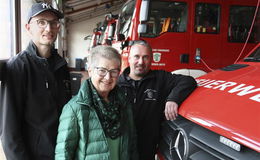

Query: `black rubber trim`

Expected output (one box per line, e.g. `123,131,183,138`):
220,64,249,71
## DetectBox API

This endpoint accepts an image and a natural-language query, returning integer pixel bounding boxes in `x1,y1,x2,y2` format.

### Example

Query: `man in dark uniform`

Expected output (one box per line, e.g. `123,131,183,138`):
0,2,71,160
118,40,197,160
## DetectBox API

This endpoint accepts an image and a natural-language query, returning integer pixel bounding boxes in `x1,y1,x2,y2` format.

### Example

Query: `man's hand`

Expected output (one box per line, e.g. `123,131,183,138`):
164,101,178,120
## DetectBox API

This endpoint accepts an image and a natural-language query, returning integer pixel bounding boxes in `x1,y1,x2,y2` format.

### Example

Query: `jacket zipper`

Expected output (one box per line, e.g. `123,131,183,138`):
45,79,49,89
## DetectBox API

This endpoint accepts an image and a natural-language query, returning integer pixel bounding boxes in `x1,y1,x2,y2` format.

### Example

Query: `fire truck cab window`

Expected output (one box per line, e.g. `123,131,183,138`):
228,6,258,43
195,3,220,34
141,1,187,38
118,0,135,37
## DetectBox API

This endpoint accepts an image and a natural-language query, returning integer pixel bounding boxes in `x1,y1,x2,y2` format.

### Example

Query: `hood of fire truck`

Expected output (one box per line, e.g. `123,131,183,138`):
179,62,260,152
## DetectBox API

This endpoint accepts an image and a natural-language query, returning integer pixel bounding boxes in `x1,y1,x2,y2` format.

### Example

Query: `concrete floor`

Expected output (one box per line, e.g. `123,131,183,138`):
0,144,6,160
0,143,160,160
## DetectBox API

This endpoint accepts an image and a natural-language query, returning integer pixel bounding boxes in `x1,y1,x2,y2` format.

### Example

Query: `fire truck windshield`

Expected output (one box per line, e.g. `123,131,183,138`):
118,0,135,37
244,47,260,62
141,1,188,37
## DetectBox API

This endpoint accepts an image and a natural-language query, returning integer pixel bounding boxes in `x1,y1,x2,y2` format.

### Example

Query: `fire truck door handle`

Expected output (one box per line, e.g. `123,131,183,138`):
195,48,201,63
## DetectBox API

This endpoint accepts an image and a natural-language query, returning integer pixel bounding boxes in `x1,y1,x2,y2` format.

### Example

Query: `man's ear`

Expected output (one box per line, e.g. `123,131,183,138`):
25,23,33,35
25,23,30,31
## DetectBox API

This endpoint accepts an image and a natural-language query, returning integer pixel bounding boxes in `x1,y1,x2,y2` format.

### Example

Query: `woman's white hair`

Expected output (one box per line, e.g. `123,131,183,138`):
88,45,121,69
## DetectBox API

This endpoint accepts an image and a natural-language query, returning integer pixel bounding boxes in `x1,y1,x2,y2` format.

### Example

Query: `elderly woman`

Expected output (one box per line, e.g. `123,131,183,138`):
55,46,138,160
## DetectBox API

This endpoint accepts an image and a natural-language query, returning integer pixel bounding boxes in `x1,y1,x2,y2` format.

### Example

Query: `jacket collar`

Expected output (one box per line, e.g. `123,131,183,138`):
26,41,46,61
76,79,125,108
25,41,67,71
75,79,95,106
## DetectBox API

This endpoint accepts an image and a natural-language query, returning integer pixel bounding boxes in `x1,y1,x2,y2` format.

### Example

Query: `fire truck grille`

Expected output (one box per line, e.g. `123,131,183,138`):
158,116,260,160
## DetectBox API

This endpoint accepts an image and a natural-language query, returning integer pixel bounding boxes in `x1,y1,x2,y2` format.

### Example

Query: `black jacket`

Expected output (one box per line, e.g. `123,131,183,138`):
118,67,197,160
0,41,71,160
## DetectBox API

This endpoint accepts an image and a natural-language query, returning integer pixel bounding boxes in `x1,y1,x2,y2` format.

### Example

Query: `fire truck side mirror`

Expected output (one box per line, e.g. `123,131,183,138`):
120,40,129,50
140,0,149,22
138,24,147,33
117,34,125,41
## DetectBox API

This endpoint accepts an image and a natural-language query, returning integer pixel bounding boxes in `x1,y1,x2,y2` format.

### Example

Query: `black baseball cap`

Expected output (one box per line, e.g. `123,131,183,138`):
27,2,64,23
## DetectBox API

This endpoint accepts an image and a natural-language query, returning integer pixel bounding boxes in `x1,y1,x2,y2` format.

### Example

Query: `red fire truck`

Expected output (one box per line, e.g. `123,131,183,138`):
157,2,260,158
88,14,118,48
113,0,259,77
158,42,260,160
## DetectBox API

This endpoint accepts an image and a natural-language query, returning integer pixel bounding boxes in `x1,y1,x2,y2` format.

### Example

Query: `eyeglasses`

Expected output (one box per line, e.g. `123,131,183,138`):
30,19,61,29
95,67,120,78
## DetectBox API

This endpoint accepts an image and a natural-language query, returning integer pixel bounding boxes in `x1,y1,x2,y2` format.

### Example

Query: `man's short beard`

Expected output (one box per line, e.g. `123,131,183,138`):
135,71,146,78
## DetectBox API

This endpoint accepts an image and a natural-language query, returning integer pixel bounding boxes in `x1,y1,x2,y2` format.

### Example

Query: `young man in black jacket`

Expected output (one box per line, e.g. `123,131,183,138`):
0,2,71,160
118,40,197,160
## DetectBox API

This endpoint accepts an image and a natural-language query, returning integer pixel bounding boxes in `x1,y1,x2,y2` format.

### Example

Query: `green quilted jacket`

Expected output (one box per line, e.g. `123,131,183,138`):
55,79,138,160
